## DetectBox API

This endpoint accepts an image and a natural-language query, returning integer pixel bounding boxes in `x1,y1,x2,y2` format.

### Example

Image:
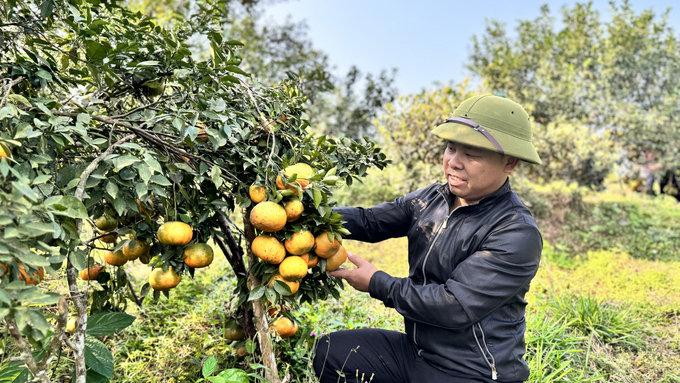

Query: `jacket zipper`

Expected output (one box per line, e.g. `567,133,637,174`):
472,323,498,380
413,206,458,347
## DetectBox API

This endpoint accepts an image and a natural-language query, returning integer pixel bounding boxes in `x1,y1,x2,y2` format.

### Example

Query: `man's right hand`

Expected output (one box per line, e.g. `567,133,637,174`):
328,252,378,293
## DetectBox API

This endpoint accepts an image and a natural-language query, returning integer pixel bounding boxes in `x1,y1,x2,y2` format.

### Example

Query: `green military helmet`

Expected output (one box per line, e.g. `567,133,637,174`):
432,94,542,164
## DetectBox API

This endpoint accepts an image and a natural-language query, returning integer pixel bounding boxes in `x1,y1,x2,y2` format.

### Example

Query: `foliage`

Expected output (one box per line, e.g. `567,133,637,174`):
376,80,476,192
468,1,680,184
0,0,389,380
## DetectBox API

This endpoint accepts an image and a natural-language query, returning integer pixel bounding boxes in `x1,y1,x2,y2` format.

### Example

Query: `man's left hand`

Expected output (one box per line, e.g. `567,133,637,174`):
328,252,378,292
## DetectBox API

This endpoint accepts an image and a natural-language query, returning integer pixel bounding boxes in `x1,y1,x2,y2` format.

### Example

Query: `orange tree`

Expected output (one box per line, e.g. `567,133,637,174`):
0,0,388,382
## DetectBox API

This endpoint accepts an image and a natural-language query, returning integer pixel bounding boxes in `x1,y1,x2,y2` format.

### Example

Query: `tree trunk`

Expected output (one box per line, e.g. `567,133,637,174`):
243,215,281,383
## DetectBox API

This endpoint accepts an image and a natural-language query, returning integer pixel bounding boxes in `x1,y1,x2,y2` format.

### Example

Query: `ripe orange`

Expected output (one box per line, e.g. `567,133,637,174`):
18,264,45,285
224,320,246,340
325,245,348,272
249,185,266,204
267,303,289,317
0,142,10,162
94,213,118,231
103,249,127,266
314,232,341,258
100,232,118,244
252,235,286,264
149,267,182,291
268,274,299,296
278,256,308,281
183,243,214,268
300,253,318,267
79,265,105,280
284,199,304,222
250,202,287,232
276,163,313,196
272,317,298,338
157,221,193,246
284,230,315,255
122,238,150,260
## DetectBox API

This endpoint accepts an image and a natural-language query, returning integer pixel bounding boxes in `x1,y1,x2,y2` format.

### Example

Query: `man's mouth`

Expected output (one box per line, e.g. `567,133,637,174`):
448,174,465,186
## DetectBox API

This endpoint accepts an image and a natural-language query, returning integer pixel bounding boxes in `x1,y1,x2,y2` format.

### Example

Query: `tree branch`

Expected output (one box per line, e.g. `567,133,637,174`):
5,318,50,383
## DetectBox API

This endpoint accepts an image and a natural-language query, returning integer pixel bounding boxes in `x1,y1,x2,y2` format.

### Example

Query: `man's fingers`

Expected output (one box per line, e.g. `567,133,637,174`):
328,268,349,278
346,252,364,266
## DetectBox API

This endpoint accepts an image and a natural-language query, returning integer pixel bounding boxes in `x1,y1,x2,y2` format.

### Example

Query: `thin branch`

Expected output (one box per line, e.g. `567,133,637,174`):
110,98,164,119
1,77,25,109
38,298,68,370
5,318,50,383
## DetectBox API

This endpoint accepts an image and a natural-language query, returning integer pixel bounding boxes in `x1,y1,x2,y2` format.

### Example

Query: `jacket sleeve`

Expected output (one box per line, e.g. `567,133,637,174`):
368,214,542,329
333,185,437,243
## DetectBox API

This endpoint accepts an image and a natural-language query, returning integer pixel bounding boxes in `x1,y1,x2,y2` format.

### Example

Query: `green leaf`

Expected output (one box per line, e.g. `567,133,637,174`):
84,337,114,378
70,249,88,271
0,308,10,321
202,355,217,378
217,369,249,383
225,66,249,77
143,154,163,173
272,280,292,296
31,175,51,185
85,40,108,61
113,155,140,170
210,165,222,188
138,163,152,182
0,360,28,383
149,175,171,186
247,285,265,301
12,182,39,202
16,252,50,267
113,197,126,216
0,289,11,305
87,312,136,337
47,196,89,219
106,182,118,198
312,188,322,209
17,288,62,305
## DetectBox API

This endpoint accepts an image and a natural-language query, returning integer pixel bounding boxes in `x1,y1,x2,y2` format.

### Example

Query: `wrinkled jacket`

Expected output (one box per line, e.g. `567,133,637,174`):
335,179,542,382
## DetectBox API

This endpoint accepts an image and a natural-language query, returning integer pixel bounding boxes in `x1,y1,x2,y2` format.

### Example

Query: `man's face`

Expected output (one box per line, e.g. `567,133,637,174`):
442,141,519,206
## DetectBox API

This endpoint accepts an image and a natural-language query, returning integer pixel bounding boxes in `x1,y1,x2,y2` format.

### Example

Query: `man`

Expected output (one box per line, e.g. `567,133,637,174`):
313,94,543,383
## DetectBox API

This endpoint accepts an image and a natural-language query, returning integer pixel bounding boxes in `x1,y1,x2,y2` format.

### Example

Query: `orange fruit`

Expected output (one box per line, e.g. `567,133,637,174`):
267,303,289,317
278,256,308,281
325,245,348,272
268,274,299,296
272,317,298,338
284,199,304,222
314,232,341,258
18,264,45,285
224,320,246,340
197,128,208,141
249,202,287,232
252,235,286,264
235,347,249,358
66,318,77,334
284,230,315,255
183,243,214,268
100,232,118,244
103,249,127,266
79,264,105,280
157,221,193,246
249,185,266,204
300,253,318,267
149,267,182,291
276,163,313,196
94,213,118,231
122,238,150,260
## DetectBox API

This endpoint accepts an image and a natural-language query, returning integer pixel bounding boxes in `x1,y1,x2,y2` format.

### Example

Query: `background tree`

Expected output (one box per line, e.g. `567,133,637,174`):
468,1,680,188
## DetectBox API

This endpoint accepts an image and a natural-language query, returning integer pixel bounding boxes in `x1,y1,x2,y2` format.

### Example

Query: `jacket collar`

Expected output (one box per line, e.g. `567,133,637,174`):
437,177,512,209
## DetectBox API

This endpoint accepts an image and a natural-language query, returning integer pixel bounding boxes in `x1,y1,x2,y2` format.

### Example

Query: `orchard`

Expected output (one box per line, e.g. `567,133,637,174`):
0,0,388,382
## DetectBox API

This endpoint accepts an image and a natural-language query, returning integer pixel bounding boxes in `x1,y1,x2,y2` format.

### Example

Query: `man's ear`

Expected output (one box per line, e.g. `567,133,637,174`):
504,156,521,173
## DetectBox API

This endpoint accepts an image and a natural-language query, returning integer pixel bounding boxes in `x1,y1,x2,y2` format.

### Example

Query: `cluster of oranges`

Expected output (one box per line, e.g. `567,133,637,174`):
87,210,215,292
248,163,348,339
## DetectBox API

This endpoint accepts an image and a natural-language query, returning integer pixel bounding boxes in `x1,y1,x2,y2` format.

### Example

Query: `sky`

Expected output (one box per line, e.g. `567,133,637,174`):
263,0,680,95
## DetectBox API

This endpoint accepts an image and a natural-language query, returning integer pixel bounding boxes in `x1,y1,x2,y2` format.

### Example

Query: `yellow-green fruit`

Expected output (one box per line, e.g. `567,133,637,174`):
250,202,287,232
278,256,308,281
157,221,193,246
224,321,246,340
249,185,266,204
284,230,315,255
149,267,182,291
122,239,150,260
66,318,77,334
94,213,118,231
183,243,214,268
284,199,304,222
252,235,286,264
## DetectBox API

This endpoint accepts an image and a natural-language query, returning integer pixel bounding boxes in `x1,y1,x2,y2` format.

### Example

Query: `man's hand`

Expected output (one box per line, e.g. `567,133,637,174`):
328,252,378,292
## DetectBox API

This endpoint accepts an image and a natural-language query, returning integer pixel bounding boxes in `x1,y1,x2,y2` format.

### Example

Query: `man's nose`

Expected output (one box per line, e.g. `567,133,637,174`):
447,152,464,168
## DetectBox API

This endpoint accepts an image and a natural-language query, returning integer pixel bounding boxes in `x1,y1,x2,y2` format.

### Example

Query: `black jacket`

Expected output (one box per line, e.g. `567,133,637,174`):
335,179,542,382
